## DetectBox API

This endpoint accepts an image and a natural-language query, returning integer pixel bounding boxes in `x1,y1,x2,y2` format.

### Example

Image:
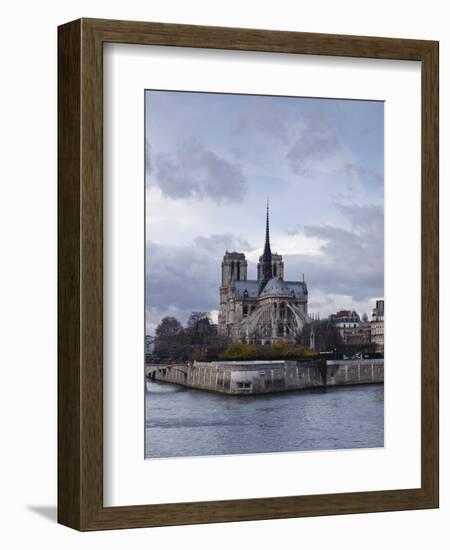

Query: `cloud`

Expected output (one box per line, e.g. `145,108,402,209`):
285,203,384,311
145,137,152,176
193,234,252,255
238,100,290,144
286,115,382,195
287,118,341,175
146,234,254,332
149,141,246,203
335,202,384,235
342,163,383,186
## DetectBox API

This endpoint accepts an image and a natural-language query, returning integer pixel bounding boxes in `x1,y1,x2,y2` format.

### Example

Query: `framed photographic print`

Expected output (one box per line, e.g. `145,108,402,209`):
58,18,439,530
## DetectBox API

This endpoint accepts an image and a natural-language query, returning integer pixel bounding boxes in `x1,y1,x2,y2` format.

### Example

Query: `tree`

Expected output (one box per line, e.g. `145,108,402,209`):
155,316,183,338
154,316,186,361
186,312,216,345
154,313,230,362
186,311,230,361
297,319,343,353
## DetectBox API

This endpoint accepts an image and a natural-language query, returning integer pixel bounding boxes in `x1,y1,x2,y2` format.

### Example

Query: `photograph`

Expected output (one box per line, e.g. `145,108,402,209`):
0,0,442,539
144,90,385,459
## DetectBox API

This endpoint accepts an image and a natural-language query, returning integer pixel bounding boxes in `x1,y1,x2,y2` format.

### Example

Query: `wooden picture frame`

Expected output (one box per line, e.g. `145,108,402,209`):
58,18,439,531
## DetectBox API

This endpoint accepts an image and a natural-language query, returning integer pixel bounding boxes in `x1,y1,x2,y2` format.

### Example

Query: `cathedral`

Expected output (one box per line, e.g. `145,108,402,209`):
218,204,310,344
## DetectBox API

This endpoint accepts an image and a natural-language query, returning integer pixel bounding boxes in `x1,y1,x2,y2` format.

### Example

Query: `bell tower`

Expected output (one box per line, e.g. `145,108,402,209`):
221,251,247,287
219,251,247,334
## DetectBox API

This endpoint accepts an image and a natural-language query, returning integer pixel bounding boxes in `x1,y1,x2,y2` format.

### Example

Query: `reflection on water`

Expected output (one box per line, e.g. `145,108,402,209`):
145,381,384,459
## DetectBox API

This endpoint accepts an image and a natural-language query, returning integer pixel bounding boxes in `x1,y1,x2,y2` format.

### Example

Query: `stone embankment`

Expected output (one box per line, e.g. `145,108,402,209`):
146,359,384,395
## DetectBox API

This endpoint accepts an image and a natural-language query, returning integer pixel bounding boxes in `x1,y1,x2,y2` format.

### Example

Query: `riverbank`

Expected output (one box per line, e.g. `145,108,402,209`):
146,359,384,395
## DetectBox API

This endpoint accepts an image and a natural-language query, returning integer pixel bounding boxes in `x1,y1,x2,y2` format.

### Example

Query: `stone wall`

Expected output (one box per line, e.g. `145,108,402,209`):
150,359,383,395
326,359,384,386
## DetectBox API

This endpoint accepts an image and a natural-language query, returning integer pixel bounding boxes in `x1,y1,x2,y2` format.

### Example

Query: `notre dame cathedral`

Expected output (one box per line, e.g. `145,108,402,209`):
218,204,310,344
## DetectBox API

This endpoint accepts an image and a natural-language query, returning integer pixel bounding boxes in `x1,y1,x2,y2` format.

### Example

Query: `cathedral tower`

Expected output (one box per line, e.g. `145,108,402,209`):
218,251,247,332
221,251,247,287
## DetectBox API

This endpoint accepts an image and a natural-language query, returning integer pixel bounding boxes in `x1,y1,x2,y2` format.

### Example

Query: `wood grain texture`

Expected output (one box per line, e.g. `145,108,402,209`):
57,19,82,530
420,41,439,505
58,18,439,531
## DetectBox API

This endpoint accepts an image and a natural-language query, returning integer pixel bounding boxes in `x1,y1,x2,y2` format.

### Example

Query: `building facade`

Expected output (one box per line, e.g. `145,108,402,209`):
371,299,384,352
329,310,371,346
218,205,310,344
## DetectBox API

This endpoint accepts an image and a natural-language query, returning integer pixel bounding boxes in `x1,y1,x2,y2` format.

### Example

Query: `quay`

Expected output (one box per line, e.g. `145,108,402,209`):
145,359,384,395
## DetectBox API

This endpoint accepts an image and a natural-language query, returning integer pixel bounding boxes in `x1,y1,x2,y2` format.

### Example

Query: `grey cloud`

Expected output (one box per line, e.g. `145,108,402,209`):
194,233,253,256
150,141,246,203
286,203,384,303
146,233,252,331
145,137,152,176
287,116,342,175
342,163,383,185
147,242,216,310
286,116,382,192
335,203,384,234
238,101,290,144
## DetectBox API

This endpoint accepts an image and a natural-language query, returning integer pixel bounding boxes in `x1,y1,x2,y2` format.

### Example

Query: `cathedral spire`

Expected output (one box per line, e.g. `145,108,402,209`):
264,198,271,256
259,199,273,293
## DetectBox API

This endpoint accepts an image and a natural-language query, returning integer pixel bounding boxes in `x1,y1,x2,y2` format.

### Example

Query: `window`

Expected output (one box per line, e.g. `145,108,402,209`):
237,382,251,389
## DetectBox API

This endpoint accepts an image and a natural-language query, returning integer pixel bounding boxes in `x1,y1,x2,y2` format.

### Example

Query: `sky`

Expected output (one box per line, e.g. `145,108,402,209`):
145,90,384,334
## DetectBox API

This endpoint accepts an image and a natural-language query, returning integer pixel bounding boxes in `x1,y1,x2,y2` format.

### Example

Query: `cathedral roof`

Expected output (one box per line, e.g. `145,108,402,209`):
234,280,260,298
234,277,307,299
260,276,292,296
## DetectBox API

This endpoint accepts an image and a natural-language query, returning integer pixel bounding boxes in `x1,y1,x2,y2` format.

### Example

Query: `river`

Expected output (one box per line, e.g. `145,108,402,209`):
145,381,384,459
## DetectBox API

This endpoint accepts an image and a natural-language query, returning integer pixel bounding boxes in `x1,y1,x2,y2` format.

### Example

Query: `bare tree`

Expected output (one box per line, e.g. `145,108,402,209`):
154,316,186,361
154,313,229,362
186,312,229,360
186,312,215,345
297,319,343,353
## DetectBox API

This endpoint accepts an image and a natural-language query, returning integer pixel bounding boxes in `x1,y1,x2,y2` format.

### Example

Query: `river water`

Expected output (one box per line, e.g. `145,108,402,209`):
145,381,384,459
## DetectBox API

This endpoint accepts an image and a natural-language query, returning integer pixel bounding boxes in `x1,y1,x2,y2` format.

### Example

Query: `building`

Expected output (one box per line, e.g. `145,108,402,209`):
371,299,384,352
329,310,371,346
218,203,310,344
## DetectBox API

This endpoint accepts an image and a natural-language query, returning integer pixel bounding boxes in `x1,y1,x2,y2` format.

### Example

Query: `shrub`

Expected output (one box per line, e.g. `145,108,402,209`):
219,343,261,360
219,341,319,361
